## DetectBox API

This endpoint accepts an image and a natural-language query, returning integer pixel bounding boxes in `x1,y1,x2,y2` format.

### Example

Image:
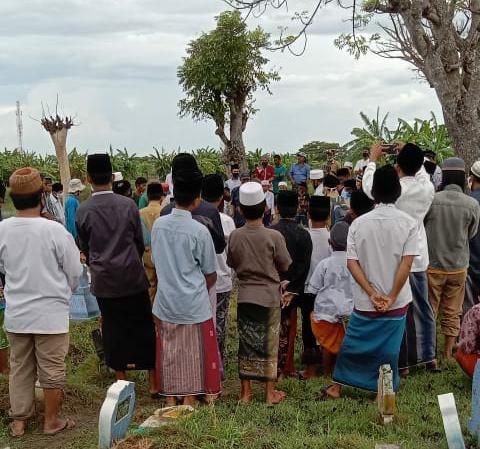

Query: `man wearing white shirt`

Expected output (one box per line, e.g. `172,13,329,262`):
354,150,370,174
363,142,437,373
324,165,418,400
310,169,324,196
0,168,82,437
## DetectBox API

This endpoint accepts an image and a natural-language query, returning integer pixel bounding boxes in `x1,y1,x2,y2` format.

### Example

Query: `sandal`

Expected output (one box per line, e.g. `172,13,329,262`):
44,418,75,436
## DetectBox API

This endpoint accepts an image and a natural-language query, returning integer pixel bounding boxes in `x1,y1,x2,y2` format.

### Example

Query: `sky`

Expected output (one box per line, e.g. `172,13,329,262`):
0,0,443,155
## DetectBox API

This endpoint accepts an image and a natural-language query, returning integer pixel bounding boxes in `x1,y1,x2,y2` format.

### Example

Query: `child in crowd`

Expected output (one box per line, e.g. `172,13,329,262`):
271,191,313,379
296,182,310,227
306,221,354,377
262,181,275,226
227,182,292,404
301,196,332,378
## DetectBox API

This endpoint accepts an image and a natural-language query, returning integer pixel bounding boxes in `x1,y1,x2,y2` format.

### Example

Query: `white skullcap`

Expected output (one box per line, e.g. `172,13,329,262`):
278,181,288,188
310,169,324,180
344,161,353,168
240,182,265,206
471,160,480,178
113,172,123,182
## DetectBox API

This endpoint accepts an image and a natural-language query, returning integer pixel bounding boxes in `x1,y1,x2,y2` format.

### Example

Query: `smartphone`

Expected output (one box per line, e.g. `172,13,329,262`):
381,143,398,155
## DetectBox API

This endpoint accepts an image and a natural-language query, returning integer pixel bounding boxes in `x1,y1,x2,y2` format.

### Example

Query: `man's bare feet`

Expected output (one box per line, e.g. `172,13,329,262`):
238,392,254,404
266,390,286,404
183,395,198,407
325,384,341,399
9,420,25,437
44,418,75,436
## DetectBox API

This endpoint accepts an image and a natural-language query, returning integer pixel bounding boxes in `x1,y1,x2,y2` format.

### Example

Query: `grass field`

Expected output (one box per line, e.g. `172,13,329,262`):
0,299,477,449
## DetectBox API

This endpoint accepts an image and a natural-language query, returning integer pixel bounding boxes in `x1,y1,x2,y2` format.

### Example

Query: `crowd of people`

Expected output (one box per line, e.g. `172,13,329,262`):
0,143,479,437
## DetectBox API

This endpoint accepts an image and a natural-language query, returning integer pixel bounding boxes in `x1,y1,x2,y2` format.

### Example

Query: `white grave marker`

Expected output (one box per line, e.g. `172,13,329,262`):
438,393,465,449
98,380,136,448
378,364,396,424
468,360,480,443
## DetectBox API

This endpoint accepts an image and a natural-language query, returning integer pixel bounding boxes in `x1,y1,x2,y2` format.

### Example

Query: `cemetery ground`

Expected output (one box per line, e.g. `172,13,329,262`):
0,298,476,449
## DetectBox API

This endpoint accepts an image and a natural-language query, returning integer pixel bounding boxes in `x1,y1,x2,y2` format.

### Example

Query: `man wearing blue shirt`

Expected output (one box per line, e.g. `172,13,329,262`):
151,158,221,406
289,152,311,188
65,179,85,239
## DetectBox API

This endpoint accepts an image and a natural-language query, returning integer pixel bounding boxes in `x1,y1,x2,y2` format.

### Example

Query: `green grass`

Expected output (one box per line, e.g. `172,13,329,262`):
0,301,477,449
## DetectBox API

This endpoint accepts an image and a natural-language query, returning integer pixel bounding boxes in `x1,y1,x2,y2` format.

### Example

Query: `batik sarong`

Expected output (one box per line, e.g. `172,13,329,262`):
399,272,436,369
155,318,221,396
216,291,231,363
237,303,280,382
333,308,407,392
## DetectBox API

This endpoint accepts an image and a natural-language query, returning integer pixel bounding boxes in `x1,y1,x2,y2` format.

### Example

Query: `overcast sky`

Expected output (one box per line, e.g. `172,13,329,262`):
0,0,442,155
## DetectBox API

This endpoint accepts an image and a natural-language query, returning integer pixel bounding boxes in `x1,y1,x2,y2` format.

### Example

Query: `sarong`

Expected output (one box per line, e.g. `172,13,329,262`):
333,309,407,392
399,272,436,368
97,291,155,371
278,305,297,377
155,318,221,396
455,350,480,379
310,314,345,355
238,303,280,382
216,291,231,363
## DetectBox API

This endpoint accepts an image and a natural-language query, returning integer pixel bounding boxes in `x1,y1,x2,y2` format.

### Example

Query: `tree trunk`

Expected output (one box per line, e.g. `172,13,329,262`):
441,100,480,171
50,127,71,210
225,113,247,172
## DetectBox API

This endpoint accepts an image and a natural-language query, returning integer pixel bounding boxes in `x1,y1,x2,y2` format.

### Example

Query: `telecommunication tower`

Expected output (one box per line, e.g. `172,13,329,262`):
16,101,23,153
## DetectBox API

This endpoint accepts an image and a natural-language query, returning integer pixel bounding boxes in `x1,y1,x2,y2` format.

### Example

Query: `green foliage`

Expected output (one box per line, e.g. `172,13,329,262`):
297,141,346,167
177,10,279,125
345,109,454,163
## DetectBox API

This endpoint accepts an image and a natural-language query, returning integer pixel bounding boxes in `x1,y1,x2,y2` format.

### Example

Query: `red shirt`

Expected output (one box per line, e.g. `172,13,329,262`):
254,165,275,181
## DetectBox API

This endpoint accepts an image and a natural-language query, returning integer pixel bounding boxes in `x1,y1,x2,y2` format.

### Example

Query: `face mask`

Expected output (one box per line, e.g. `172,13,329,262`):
341,189,351,200
262,162,267,167
232,173,239,179
363,152,369,158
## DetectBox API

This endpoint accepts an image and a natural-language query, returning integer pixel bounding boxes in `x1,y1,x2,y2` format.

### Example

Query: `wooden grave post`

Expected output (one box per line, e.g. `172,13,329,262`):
378,364,396,424
98,380,136,448
438,393,466,449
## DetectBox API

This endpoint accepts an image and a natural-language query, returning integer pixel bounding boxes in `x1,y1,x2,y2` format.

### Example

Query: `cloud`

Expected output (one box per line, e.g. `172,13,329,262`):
0,0,442,158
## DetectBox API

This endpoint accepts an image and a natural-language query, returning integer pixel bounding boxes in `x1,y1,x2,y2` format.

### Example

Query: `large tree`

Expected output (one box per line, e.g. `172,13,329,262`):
178,10,279,169
226,0,480,169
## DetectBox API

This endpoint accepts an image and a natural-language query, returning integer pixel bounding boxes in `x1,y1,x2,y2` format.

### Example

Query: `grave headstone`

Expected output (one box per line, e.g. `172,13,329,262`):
98,380,136,449
438,393,466,449
374,445,401,449
468,360,480,443
378,364,396,424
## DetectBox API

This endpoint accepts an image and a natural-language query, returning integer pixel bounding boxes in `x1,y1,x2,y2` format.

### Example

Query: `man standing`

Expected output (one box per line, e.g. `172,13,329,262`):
132,177,147,206
41,176,64,223
226,164,242,192
76,155,156,389
140,182,165,304
254,155,275,183
288,152,310,189
271,191,313,379
310,170,324,195
231,172,251,228
152,167,221,406
465,161,480,312
425,157,480,358
324,165,418,399
273,155,287,194
65,179,85,240
354,150,370,175
325,150,341,175
0,167,82,437
363,143,437,373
